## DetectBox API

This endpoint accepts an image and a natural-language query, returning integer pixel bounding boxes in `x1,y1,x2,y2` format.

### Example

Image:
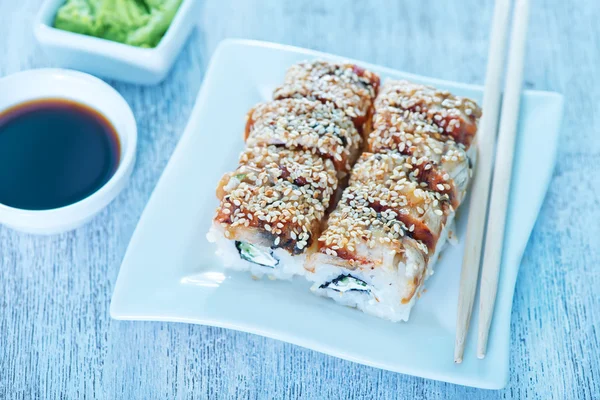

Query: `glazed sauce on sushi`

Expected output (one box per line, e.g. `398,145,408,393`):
0,98,120,210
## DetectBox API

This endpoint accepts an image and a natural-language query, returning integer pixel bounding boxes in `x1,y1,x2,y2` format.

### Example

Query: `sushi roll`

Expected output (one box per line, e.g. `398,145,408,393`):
347,153,452,250
207,146,338,279
368,80,482,208
273,60,380,135
369,121,474,209
370,80,482,149
245,98,362,175
306,152,455,322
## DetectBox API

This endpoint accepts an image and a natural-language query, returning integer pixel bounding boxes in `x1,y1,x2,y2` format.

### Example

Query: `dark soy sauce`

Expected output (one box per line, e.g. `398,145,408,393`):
0,98,120,210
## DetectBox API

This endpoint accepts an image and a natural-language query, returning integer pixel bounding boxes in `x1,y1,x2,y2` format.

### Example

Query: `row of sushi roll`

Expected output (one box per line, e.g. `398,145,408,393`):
307,80,482,321
208,60,482,322
207,61,380,279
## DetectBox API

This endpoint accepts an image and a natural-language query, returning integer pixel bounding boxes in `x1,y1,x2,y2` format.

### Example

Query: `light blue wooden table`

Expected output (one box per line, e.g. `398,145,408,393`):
1,1,599,398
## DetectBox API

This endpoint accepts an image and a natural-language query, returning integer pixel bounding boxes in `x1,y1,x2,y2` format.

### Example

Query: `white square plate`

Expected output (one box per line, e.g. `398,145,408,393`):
110,39,563,389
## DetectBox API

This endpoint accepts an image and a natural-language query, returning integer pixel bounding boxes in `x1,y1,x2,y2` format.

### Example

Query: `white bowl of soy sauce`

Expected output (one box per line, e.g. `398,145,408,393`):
0,69,136,234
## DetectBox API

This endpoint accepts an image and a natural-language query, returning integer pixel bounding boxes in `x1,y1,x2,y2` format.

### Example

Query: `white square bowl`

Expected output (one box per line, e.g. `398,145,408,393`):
34,0,200,85
110,39,564,389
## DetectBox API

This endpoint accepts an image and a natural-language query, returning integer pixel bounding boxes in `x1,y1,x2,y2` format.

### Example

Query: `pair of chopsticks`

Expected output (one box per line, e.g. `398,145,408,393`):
454,0,531,363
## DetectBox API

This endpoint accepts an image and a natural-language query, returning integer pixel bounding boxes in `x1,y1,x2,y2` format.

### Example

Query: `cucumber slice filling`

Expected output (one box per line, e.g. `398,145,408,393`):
235,241,279,268
320,274,371,294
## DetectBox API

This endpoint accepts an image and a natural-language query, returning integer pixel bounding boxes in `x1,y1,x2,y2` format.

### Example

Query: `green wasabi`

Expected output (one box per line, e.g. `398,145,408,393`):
53,0,183,48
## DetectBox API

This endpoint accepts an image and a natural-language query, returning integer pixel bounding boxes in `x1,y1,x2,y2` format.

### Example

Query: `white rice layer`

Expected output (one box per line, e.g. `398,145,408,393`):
206,223,307,280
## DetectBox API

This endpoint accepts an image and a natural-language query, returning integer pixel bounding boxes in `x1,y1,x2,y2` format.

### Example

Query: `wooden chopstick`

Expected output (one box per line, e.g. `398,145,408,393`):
454,0,512,364
477,0,531,359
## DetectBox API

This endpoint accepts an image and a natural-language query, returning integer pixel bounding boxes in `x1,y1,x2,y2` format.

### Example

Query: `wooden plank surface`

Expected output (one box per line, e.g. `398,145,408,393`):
1,0,598,398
